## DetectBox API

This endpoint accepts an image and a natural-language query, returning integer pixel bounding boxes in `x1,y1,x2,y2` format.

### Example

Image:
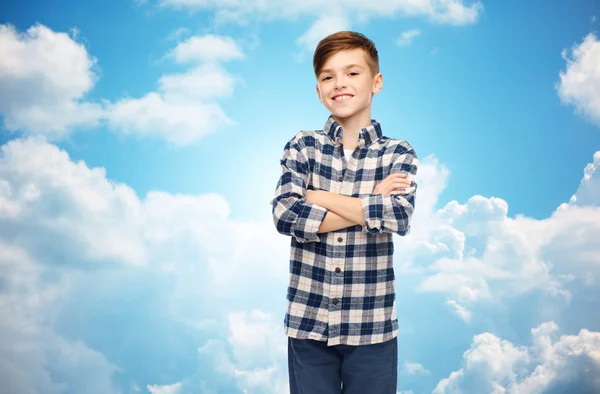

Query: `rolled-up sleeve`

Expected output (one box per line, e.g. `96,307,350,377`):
272,139,328,243
360,144,418,236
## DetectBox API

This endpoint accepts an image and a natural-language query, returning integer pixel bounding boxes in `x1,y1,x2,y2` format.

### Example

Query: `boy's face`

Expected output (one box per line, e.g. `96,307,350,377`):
316,48,382,123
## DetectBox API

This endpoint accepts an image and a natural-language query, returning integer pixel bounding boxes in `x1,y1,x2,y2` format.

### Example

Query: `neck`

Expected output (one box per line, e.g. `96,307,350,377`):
332,110,372,146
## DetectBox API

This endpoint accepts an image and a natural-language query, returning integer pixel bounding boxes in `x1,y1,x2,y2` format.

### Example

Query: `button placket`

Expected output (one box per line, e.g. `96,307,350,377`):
330,235,345,308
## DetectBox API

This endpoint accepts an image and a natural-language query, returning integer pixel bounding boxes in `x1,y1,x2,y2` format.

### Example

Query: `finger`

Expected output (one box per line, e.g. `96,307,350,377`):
385,188,407,196
389,181,411,189
387,173,407,179
385,188,408,196
385,182,413,193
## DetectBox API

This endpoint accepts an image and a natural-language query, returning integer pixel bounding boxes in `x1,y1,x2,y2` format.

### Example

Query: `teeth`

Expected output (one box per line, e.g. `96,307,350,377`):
334,95,352,101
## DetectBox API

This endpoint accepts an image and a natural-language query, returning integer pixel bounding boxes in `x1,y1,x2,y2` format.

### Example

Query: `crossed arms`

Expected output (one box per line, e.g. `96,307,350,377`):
271,140,418,243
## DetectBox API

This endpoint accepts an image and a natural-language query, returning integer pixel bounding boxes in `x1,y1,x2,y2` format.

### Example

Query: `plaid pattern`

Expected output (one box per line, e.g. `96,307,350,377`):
272,116,418,346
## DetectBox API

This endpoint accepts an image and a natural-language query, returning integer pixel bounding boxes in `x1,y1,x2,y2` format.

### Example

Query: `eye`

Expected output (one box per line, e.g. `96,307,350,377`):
349,72,359,76
321,76,332,81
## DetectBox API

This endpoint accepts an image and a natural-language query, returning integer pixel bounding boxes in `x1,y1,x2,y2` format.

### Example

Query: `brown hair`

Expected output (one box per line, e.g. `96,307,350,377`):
313,31,379,77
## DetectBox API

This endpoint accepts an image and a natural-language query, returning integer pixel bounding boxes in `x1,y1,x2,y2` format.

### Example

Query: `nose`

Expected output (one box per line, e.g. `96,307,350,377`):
334,75,347,90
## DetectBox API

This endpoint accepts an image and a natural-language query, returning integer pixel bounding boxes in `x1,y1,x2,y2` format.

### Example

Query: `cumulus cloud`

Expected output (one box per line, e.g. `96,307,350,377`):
0,23,103,137
0,24,244,146
228,311,288,393
106,91,233,146
168,34,244,63
0,241,122,394
107,34,244,146
1,130,599,393
0,137,291,392
0,137,148,266
433,322,600,393
0,136,286,293
393,151,600,321
557,33,600,127
149,310,288,394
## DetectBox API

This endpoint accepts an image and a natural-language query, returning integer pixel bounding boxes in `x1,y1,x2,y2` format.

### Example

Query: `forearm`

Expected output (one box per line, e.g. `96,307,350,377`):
317,211,357,233
314,191,366,227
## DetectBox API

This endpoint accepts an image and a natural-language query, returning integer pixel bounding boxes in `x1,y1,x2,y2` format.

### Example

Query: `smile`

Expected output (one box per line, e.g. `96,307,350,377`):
332,95,353,101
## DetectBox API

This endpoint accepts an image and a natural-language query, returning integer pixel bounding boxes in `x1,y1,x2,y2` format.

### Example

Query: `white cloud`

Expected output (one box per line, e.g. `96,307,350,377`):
107,36,243,146
227,310,287,370
227,311,288,393
295,14,351,57
395,151,600,320
0,24,243,146
158,0,482,25
446,299,472,323
0,137,148,265
557,33,600,127
167,27,190,41
397,29,420,46
155,311,288,393
169,34,244,63
158,64,237,101
0,23,103,137
106,91,233,146
402,361,430,375
1,136,288,287
0,136,291,392
1,131,599,393
147,382,182,394
0,241,122,394
154,0,483,52
433,322,600,393
568,151,600,207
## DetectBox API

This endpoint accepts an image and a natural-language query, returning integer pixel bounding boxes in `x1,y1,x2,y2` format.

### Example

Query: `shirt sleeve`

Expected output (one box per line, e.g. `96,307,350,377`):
272,138,328,243
359,143,418,236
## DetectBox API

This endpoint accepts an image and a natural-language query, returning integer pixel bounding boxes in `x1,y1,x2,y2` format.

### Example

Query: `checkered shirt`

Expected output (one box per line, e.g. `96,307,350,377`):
271,116,418,346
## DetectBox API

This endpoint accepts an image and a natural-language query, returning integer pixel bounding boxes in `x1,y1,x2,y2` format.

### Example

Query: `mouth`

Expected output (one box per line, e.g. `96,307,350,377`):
331,94,354,102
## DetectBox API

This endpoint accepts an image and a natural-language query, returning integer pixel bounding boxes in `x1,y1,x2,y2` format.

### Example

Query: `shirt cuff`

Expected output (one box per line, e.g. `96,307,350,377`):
360,194,384,235
292,202,328,243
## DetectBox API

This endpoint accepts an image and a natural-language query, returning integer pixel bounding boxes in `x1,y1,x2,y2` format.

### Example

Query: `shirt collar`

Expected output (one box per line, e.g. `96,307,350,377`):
323,116,383,147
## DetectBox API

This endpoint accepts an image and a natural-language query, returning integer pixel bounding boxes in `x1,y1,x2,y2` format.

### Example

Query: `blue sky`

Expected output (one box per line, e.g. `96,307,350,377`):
1,1,600,393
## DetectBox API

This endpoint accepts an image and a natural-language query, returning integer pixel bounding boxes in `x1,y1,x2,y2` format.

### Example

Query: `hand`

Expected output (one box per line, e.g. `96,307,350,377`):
373,173,412,196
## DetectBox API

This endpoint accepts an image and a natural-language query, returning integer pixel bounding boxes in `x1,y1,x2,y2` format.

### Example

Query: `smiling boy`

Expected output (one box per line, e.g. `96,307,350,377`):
271,31,418,394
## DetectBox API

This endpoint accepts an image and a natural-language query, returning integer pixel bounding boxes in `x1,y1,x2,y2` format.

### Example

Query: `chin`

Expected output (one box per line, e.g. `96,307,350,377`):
329,109,362,120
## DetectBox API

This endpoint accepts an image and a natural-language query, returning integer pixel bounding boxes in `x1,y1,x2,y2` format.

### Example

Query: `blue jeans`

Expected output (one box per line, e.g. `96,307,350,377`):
288,336,398,394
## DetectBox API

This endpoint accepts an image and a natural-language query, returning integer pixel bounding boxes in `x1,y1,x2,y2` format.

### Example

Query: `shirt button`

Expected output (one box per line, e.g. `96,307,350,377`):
337,237,343,243
332,298,339,305
335,267,341,273
337,145,342,151
338,175,343,182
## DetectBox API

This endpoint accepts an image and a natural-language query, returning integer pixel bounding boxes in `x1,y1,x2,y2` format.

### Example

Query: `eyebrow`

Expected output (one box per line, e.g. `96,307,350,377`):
319,64,365,74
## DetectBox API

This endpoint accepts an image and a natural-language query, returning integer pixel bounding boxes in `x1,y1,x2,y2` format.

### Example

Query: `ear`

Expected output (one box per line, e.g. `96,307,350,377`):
316,84,322,101
372,72,383,94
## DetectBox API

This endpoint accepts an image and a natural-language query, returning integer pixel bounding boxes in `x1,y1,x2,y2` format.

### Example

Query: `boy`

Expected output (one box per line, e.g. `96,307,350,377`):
271,31,418,394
